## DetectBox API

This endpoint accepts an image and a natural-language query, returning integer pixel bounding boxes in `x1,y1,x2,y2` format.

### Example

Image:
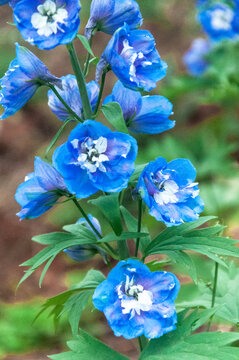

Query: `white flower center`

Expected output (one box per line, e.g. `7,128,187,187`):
153,172,179,206
71,136,109,173
31,0,68,37
120,39,152,84
211,8,233,31
117,276,153,319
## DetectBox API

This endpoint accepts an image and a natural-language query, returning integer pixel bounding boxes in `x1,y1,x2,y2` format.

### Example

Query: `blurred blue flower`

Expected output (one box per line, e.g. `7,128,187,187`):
53,120,138,198
15,157,66,220
93,259,180,339
137,158,204,227
85,0,143,39
0,43,61,120
64,215,105,262
184,38,211,76
96,23,167,92
104,80,175,134
11,0,81,49
198,3,237,41
48,75,99,121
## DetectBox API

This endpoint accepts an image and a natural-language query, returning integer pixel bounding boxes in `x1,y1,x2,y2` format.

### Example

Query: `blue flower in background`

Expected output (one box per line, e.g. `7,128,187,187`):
96,24,167,92
85,0,143,39
11,0,81,49
53,120,138,198
15,157,66,220
64,215,106,262
104,81,175,134
184,38,211,76
198,3,238,41
93,259,180,339
48,75,99,121
137,158,204,227
0,43,61,120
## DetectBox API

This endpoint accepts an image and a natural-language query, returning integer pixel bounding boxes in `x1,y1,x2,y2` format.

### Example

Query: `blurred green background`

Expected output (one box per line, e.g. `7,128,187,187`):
0,1,239,359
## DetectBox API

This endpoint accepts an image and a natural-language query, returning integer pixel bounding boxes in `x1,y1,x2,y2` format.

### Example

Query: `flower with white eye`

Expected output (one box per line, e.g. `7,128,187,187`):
137,157,204,227
198,4,237,42
53,120,138,198
11,0,81,49
93,259,180,339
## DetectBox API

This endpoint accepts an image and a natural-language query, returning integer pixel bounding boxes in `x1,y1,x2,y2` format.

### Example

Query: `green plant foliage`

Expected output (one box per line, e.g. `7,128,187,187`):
139,309,239,360
177,260,239,325
89,193,123,235
49,329,130,360
143,217,239,283
37,269,105,334
101,102,129,133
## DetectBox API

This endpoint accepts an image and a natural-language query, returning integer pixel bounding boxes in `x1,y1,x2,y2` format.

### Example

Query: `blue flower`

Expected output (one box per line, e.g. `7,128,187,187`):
96,23,167,92
104,80,175,134
184,38,211,76
137,158,204,227
64,215,105,261
0,43,61,120
93,259,180,339
15,157,67,220
53,120,138,198
85,0,143,39
198,4,238,41
11,0,81,50
48,75,99,121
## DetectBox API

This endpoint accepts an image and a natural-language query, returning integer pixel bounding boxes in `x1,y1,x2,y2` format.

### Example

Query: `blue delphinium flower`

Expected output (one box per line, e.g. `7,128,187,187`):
85,0,143,39
0,43,61,120
184,38,211,76
198,3,237,41
93,259,180,339
53,120,138,198
15,157,67,220
48,75,99,121
104,80,175,134
64,215,105,261
137,157,204,227
11,0,81,50
96,23,167,92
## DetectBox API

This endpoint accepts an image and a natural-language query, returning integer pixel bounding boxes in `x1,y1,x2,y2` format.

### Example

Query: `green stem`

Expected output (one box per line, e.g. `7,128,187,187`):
138,336,148,352
93,68,108,115
72,197,117,257
135,199,143,257
48,84,82,123
66,42,92,119
44,118,72,159
83,36,93,77
207,262,219,332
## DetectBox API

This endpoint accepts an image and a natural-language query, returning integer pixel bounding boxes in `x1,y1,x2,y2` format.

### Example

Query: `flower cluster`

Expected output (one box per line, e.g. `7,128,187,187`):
2,0,206,344
184,0,239,76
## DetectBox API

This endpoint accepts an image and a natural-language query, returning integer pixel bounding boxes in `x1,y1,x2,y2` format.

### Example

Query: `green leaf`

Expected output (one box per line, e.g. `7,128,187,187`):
89,193,123,236
100,231,149,243
101,102,129,133
166,250,197,284
77,35,94,57
89,57,99,66
144,217,239,272
120,206,151,254
19,225,98,287
48,329,130,360
37,269,105,332
177,260,239,325
139,309,239,360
